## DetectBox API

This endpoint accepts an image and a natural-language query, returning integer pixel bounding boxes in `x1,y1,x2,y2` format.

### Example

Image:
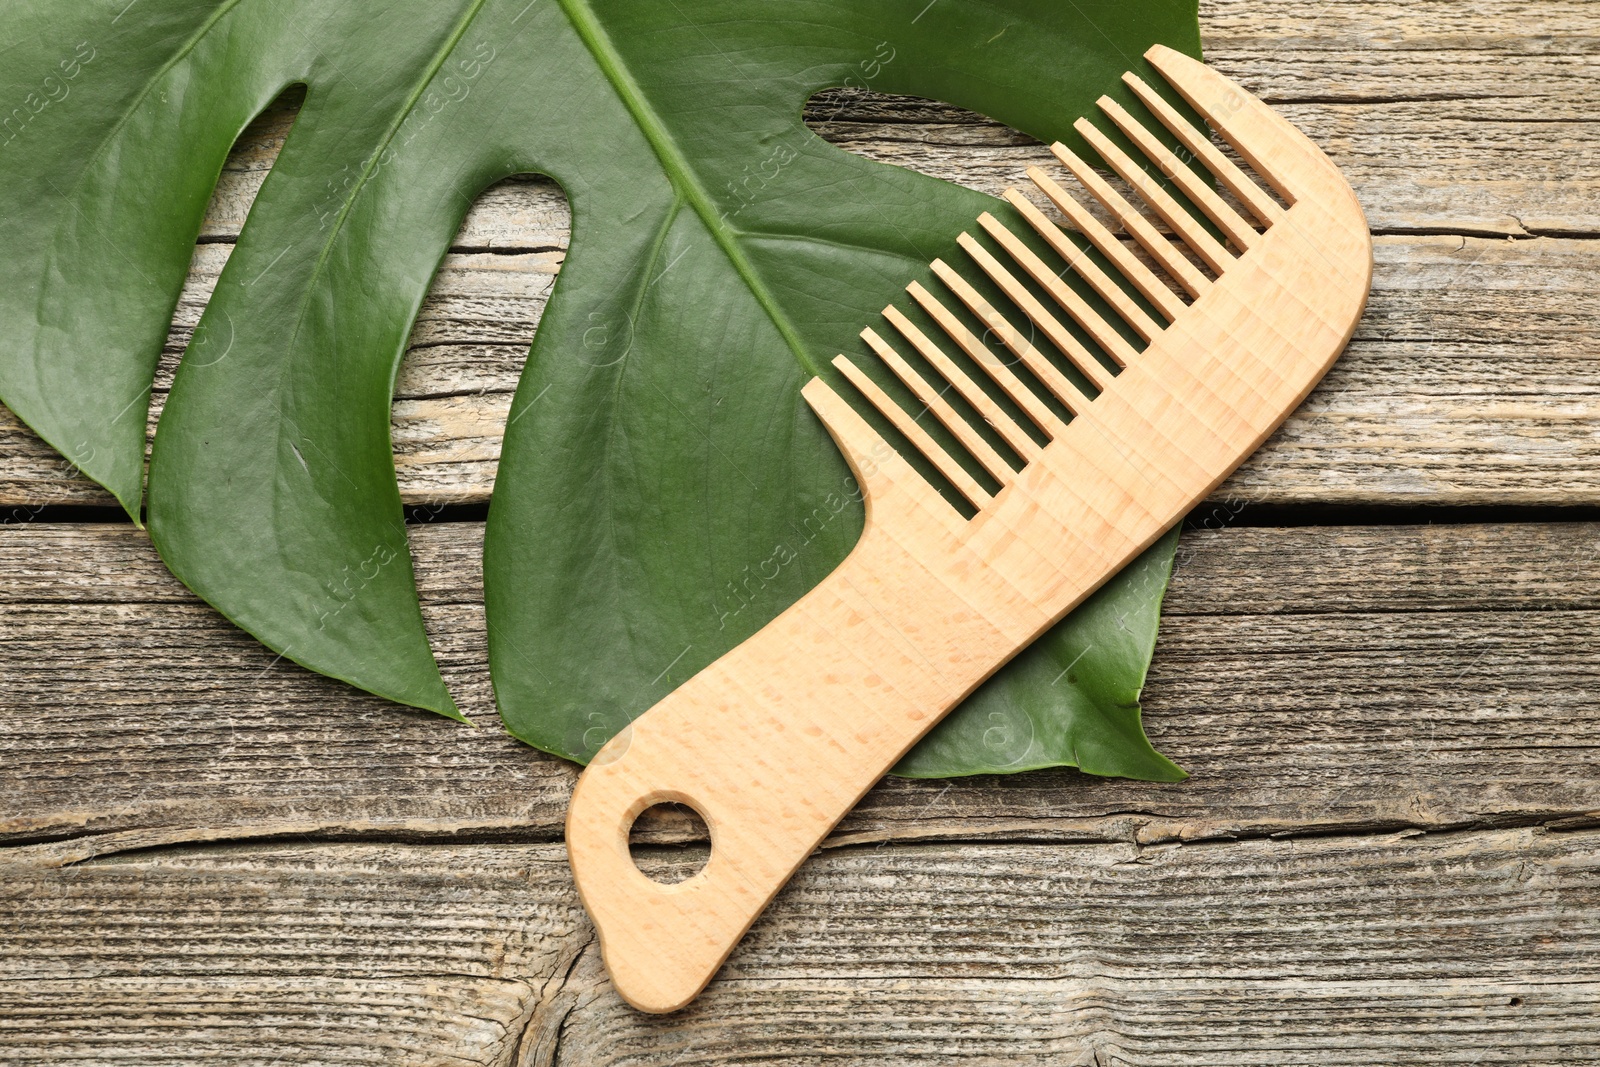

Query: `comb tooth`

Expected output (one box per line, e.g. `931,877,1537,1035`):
861,327,1017,485
832,355,992,509
1050,142,1210,299
1074,116,1235,276
1001,189,1164,342
973,216,1141,369
801,378,967,532
1098,95,1260,252
883,303,1045,460
927,261,1094,417
1025,167,1187,323
908,283,1068,441
1142,44,1298,206
957,232,1122,386
1122,72,1283,229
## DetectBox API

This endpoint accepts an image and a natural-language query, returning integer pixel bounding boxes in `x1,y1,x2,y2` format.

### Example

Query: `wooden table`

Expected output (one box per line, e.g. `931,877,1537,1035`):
3,0,1597,1061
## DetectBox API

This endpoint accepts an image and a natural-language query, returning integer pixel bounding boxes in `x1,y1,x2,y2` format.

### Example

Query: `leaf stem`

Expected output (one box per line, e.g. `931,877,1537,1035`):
554,0,824,379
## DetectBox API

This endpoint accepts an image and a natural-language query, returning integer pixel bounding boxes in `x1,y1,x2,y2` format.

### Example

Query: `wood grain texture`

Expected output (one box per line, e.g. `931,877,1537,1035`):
564,46,1376,1012
4,828,1599,1063
4,520,1597,855
14,234,1595,510
3,0,1598,1057
1,0,1595,510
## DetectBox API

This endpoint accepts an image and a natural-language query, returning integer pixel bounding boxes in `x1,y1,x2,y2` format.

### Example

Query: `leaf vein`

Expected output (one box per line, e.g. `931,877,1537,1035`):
553,0,823,379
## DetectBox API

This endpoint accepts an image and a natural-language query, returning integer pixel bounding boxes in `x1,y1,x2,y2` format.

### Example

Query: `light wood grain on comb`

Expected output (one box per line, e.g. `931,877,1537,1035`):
1022,166,1188,323
928,259,1094,414
1001,188,1166,342
899,286,1063,446
565,44,1372,1015
860,327,1017,485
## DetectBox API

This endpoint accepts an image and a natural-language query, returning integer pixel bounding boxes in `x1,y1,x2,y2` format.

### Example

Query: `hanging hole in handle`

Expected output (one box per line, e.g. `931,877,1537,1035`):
628,801,712,885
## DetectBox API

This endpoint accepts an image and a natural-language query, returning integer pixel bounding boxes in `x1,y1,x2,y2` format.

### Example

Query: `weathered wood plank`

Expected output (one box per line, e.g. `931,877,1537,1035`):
0,979,540,1067
2,0,1596,510
3,828,1599,1063
809,0,1600,235
1,1,1596,1057
3,232,1595,509
3,521,1597,853
0,240,556,509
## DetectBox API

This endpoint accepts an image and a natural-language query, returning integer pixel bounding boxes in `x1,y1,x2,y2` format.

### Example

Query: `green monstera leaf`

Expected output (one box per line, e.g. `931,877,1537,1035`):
0,0,1197,779
894,528,1182,779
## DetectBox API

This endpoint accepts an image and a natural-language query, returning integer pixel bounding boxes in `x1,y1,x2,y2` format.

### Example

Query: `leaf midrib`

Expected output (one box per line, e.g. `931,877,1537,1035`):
554,0,824,380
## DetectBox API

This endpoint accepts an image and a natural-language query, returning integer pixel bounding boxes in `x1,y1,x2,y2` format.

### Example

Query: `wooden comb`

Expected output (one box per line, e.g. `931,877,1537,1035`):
565,45,1372,1013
